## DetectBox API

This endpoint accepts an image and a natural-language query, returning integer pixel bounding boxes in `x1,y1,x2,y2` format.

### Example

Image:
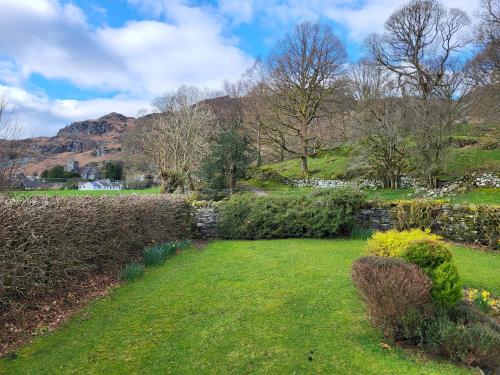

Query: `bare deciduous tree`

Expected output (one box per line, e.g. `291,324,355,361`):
367,0,471,99
367,0,472,187
350,60,411,189
126,86,217,193
0,96,22,191
266,21,347,177
468,0,500,122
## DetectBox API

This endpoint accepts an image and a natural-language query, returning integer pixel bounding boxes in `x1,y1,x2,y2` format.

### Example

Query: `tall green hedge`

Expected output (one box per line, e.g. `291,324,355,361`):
217,189,365,239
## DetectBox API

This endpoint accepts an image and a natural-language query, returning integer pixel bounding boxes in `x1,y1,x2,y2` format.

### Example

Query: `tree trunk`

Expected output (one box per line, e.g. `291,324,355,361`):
256,122,262,167
300,155,309,178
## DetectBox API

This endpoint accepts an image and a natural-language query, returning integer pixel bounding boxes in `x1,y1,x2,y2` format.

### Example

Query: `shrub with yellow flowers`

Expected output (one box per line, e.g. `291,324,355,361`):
366,228,442,257
463,288,499,317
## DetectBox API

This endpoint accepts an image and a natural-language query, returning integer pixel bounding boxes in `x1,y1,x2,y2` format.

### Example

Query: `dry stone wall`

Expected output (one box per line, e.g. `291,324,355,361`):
192,200,499,248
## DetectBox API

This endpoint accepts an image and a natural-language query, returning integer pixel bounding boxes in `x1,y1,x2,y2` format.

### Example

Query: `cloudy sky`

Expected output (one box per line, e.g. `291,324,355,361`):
0,0,481,137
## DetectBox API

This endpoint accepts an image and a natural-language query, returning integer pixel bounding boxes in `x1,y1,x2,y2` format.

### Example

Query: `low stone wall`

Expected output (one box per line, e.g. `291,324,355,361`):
356,202,499,248
192,200,499,248
192,203,219,239
355,206,393,231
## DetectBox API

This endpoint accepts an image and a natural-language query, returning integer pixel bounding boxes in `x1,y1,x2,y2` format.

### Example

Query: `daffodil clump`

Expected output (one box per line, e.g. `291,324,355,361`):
463,288,499,317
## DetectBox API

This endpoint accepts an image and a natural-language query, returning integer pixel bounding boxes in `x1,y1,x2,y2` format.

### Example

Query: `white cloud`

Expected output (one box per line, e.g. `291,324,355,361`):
0,84,150,137
0,0,254,135
212,0,481,41
0,0,482,137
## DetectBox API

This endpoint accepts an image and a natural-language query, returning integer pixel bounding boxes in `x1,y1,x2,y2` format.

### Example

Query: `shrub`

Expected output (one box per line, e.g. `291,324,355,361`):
120,263,145,282
431,261,462,308
392,199,443,231
429,320,499,368
366,229,442,257
393,200,500,249
217,189,365,239
403,240,461,309
0,195,190,310
351,256,432,340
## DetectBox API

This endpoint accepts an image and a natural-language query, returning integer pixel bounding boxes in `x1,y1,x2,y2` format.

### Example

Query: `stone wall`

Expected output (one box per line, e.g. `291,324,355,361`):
192,203,219,239
356,202,499,248
191,200,499,248
355,205,394,231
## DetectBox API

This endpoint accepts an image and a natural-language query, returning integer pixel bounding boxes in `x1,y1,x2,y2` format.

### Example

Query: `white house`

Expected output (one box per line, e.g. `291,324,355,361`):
78,180,123,191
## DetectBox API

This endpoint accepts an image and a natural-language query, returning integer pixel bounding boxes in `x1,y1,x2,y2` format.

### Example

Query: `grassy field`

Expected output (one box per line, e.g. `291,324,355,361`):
3,239,498,374
259,150,350,179
10,187,161,197
443,148,500,179
448,188,500,205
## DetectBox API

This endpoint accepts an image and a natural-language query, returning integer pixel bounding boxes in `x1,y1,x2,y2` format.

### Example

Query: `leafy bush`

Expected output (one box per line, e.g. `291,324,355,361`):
403,240,461,309
120,263,145,282
431,261,462,308
351,256,432,340
217,189,365,239
366,229,442,257
393,200,500,249
392,199,443,231
426,317,500,368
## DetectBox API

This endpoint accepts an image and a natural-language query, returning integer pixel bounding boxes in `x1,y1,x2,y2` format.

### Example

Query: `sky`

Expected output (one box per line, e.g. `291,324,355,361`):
0,0,482,137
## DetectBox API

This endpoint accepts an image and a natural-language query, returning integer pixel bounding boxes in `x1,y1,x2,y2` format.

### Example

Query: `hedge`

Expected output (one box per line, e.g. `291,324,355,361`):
0,195,190,310
217,189,365,239
392,200,500,248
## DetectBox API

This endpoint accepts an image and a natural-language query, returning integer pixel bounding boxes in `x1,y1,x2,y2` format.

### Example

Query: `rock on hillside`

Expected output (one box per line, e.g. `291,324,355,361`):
13,113,136,175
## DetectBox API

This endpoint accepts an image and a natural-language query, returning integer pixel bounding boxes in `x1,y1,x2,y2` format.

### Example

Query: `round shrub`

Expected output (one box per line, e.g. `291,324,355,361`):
366,229,442,257
351,256,432,340
403,240,462,309
431,261,462,308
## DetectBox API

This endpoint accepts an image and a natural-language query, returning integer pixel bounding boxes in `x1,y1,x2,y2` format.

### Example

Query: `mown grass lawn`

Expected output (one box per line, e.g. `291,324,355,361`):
2,239,498,375
10,187,161,197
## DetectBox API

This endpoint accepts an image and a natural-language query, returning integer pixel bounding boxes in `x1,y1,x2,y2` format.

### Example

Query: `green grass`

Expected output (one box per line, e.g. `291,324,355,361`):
451,246,500,295
259,151,350,179
364,189,417,201
3,239,495,374
443,148,500,179
449,188,500,205
10,187,161,197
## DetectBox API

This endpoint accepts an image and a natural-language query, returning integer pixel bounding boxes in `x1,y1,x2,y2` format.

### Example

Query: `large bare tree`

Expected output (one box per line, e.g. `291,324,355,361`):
266,21,347,177
367,0,472,187
367,0,470,99
126,86,217,193
0,96,21,191
468,0,500,122
350,60,411,189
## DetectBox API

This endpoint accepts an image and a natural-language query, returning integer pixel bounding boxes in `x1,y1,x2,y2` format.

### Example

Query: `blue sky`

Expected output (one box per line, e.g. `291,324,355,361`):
0,0,481,136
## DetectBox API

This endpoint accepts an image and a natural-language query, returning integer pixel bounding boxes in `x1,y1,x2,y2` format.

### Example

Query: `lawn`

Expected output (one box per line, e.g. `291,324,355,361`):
2,239,496,375
10,187,161,197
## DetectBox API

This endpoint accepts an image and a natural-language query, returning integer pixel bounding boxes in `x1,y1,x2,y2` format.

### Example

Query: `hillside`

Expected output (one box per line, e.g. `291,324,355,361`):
12,113,136,175
255,123,500,182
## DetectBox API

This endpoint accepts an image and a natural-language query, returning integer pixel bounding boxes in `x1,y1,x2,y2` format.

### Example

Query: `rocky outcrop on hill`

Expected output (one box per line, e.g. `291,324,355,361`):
12,113,136,175
57,113,130,137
